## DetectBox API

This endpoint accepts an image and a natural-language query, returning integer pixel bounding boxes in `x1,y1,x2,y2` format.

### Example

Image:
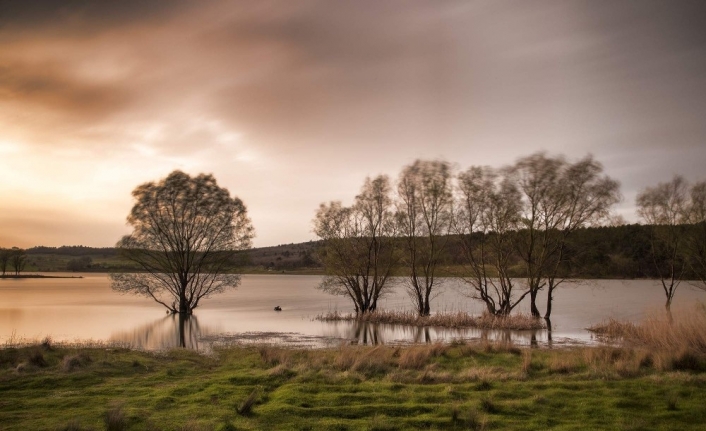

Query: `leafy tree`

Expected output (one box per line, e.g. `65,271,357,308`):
397,160,453,316
314,175,398,314
636,175,689,312
110,171,254,315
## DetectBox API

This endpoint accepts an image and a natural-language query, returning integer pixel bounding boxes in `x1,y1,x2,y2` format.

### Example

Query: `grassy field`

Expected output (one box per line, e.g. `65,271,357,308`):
1,339,705,431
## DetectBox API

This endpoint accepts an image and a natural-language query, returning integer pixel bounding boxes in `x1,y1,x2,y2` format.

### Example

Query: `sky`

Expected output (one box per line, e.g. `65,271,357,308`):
1,0,705,248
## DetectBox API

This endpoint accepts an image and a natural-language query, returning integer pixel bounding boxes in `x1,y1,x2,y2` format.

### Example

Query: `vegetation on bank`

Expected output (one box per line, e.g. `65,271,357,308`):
2,334,706,431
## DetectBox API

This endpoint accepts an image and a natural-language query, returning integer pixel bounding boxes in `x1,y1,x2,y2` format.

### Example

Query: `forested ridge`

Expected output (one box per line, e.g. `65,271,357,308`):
19,222,703,279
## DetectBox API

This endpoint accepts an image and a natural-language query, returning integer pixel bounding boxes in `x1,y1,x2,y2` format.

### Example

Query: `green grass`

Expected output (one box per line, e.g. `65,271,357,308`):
1,342,705,430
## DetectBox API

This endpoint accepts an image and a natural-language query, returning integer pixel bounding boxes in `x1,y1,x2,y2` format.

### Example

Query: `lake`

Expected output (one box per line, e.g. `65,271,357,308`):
0,274,704,350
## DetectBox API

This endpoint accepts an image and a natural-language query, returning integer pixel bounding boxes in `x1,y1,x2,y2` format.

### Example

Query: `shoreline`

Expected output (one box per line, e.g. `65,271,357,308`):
0,274,83,279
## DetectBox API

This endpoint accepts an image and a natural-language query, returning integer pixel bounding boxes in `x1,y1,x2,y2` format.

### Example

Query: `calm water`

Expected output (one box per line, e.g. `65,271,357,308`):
0,274,704,350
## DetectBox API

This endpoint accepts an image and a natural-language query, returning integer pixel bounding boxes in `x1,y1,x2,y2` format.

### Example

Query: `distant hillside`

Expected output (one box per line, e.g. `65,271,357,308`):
18,223,694,278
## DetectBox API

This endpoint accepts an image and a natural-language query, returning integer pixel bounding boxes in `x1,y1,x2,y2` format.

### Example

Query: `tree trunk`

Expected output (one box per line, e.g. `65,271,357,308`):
665,298,674,323
179,284,189,315
544,287,553,320
530,289,541,318
178,314,187,348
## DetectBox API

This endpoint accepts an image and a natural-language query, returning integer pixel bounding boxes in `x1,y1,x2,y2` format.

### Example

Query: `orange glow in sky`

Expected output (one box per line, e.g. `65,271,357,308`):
1,1,706,248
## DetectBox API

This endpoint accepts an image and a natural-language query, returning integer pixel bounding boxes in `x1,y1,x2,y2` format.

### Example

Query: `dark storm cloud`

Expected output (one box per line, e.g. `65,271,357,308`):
0,0,192,34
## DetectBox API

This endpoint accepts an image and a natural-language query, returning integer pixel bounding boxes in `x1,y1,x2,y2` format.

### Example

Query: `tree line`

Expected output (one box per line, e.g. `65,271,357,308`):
0,247,28,276
314,152,706,320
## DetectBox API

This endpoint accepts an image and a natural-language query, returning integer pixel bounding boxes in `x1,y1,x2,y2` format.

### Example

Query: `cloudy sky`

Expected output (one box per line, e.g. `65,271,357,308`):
1,0,705,248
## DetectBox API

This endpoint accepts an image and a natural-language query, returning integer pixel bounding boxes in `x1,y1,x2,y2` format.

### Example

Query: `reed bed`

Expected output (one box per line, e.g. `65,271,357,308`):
588,305,706,354
317,309,546,330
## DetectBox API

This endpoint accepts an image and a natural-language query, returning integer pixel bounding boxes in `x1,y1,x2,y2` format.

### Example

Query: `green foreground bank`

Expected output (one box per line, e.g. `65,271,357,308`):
1,342,705,431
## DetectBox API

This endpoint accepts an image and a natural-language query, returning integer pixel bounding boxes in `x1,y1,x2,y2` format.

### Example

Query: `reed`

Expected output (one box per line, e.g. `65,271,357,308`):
317,310,546,330
588,305,706,354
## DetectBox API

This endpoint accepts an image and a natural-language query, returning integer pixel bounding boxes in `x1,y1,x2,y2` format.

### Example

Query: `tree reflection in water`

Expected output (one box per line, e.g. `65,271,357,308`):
350,321,381,345
324,319,547,346
110,314,213,350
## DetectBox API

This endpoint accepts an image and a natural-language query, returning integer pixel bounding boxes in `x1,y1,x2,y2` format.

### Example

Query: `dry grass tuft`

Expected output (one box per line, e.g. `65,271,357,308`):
549,353,582,374
257,346,293,367
589,306,706,353
62,352,91,372
351,346,395,375
104,403,127,431
521,349,532,374
398,343,447,370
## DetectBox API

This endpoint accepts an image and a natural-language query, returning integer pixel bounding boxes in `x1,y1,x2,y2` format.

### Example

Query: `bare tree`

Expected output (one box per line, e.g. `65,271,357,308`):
542,156,620,319
397,160,453,316
684,181,706,290
636,175,689,312
10,247,27,276
110,171,254,315
314,175,398,314
454,166,528,315
512,153,620,319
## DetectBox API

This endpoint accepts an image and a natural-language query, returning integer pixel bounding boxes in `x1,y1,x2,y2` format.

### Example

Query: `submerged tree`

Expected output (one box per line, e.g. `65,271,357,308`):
512,153,620,319
636,175,689,312
110,171,254,315
314,175,398,314
397,160,453,316
454,166,527,315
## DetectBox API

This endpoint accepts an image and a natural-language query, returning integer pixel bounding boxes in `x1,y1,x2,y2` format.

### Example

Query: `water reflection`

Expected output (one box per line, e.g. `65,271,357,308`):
3,275,695,350
110,315,219,350
323,319,548,346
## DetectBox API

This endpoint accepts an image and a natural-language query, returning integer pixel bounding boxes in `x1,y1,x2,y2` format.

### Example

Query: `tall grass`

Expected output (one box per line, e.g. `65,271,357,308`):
317,310,545,330
588,305,706,371
589,305,706,353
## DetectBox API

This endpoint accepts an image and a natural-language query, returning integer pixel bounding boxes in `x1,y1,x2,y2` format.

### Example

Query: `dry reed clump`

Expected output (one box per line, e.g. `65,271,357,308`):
266,363,295,378
334,345,358,371
257,345,294,367
589,305,706,365
317,310,545,330
62,352,92,372
350,346,395,375
588,319,640,339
